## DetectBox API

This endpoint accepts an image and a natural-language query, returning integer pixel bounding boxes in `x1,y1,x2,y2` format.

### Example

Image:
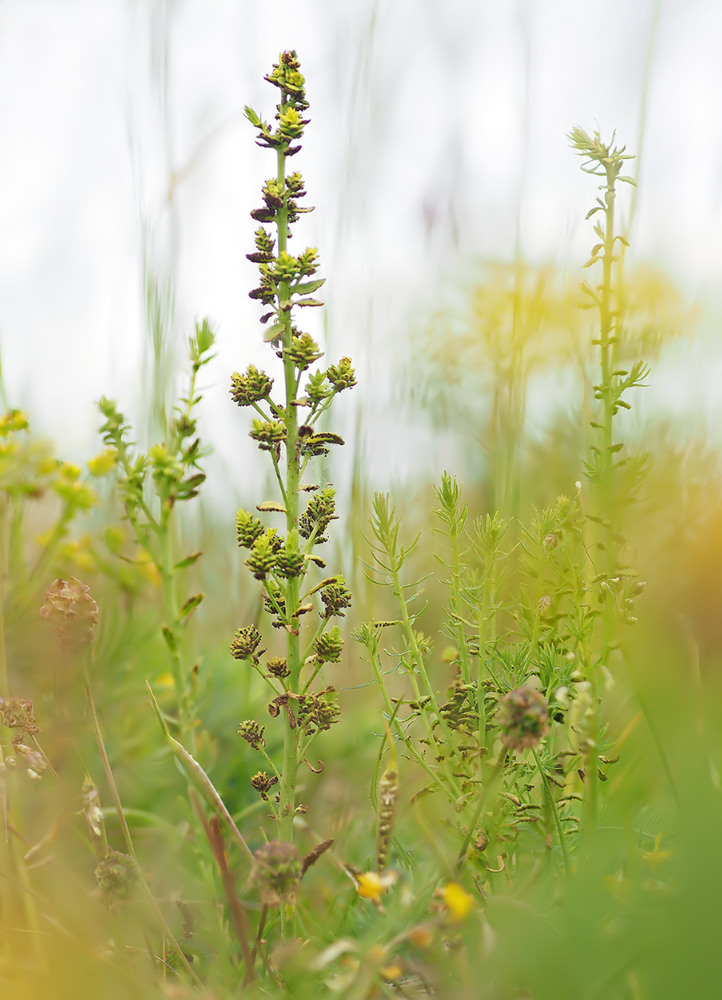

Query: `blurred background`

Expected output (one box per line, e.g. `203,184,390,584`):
1,0,720,503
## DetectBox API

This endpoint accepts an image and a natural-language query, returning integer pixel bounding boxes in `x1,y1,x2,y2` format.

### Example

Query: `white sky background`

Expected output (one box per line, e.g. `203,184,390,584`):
0,0,720,497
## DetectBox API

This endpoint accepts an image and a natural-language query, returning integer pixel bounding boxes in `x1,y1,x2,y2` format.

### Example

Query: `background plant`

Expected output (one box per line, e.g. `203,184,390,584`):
355,127,648,898
3,46,722,1000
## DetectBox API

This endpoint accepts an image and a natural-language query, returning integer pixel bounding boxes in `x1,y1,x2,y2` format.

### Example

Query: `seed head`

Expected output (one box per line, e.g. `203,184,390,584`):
249,840,301,906
497,685,550,752
95,849,138,901
40,577,99,650
239,720,266,750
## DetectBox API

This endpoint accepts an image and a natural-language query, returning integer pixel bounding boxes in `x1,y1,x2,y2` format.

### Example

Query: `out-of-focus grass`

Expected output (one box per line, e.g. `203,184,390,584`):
2,333,722,996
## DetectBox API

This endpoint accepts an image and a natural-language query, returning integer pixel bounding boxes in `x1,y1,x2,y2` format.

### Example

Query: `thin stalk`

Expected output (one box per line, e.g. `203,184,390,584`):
83,656,202,987
532,747,570,874
455,749,509,871
277,140,302,852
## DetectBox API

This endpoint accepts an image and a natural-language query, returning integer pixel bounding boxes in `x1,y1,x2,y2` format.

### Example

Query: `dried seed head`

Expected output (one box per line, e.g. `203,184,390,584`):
0,697,39,735
376,755,399,872
266,656,290,679
95,849,138,900
250,770,279,799
249,840,301,907
40,577,99,650
239,720,266,750
497,686,550,752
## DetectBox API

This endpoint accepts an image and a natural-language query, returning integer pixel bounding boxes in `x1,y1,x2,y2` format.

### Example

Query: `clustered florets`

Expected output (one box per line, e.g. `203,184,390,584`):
249,839,301,907
239,720,266,750
40,577,99,650
299,487,337,542
497,686,550,752
230,626,264,663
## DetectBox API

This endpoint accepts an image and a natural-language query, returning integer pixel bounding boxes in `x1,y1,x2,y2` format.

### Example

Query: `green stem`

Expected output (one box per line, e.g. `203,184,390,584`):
275,143,302,946
84,659,202,987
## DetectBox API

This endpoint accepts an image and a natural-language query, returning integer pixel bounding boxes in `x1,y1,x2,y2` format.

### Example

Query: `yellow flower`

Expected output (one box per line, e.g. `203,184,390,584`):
0,409,29,435
59,462,82,480
642,833,672,871
87,448,118,477
356,870,396,903
439,882,475,923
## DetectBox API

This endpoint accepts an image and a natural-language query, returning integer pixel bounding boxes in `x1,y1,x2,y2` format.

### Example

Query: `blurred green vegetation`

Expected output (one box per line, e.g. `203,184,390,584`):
1,245,721,997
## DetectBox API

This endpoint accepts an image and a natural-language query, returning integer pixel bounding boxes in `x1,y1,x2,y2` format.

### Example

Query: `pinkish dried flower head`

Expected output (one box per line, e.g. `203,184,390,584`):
497,685,550,752
249,840,301,907
40,577,99,649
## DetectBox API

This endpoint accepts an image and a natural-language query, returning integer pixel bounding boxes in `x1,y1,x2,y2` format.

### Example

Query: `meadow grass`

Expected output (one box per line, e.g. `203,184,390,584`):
1,49,721,1000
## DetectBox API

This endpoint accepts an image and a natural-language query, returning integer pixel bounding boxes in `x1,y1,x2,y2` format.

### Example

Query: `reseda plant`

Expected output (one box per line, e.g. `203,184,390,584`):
97,320,215,748
230,51,356,876
355,128,647,886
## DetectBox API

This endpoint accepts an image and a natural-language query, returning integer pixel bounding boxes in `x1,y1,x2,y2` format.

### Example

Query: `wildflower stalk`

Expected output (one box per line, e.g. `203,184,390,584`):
569,127,642,840
98,320,215,750
234,51,356,931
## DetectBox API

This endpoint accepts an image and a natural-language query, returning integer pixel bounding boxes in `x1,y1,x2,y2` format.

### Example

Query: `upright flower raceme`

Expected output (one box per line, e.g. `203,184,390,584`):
231,52,357,846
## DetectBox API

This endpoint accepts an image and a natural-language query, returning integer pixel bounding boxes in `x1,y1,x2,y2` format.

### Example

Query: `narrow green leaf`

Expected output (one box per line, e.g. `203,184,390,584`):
264,321,286,342
174,551,203,570
293,278,326,295
161,626,177,654
179,593,204,622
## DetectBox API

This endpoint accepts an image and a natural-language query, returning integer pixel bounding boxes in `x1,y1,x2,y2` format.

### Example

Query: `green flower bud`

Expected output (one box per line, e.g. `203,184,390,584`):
326,356,357,392
297,687,339,734
321,577,352,618
230,625,264,662
236,509,266,548
275,530,305,579
299,486,337,541
230,365,274,407
284,332,323,372
95,849,138,901
314,626,343,664
306,370,331,406
249,419,286,452
245,532,280,580
247,227,276,264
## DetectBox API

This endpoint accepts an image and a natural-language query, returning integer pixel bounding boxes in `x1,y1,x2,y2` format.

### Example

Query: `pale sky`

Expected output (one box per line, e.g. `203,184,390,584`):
0,0,720,491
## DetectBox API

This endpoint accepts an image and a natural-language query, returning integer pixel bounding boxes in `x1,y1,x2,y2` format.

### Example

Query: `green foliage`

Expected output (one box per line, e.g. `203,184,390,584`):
1,54,720,1000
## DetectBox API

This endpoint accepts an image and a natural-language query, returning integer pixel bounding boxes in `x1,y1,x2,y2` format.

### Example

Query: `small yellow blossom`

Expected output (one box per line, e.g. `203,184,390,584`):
87,448,118,477
0,409,29,434
59,536,96,572
439,882,475,923
642,833,672,871
356,870,396,903
103,526,126,552
58,462,82,480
